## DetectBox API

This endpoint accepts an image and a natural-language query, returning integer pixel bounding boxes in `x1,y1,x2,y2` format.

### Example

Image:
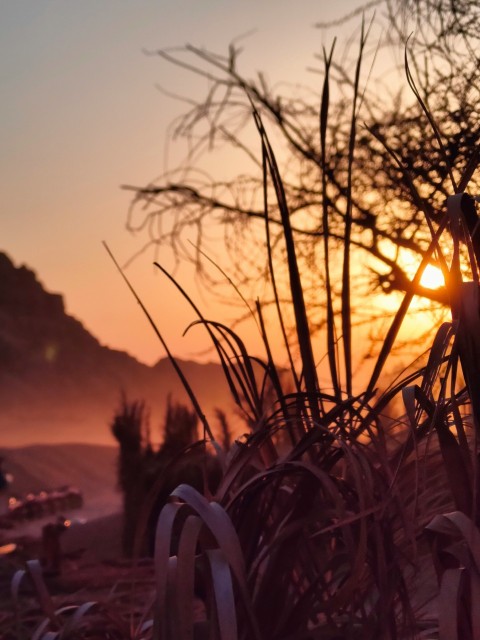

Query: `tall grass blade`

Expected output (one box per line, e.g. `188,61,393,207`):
261,144,301,393
103,241,215,442
342,17,369,397
252,109,321,424
404,42,458,192
320,39,342,399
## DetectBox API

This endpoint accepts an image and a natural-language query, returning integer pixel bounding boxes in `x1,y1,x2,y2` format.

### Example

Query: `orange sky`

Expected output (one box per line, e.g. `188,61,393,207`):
2,1,385,367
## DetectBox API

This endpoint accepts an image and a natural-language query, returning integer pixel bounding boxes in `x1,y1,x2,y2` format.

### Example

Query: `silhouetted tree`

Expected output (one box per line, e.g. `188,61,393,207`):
124,0,480,342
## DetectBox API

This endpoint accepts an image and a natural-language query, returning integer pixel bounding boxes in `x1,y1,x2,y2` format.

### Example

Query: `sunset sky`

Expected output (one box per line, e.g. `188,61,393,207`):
2,1,376,366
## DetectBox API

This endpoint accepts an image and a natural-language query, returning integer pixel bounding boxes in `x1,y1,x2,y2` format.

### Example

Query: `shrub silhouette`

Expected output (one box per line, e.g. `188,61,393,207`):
111,394,221,556
110,396,147,556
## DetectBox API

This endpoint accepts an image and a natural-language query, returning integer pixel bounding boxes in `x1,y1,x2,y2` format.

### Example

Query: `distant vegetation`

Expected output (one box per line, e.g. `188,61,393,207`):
111,395,222,556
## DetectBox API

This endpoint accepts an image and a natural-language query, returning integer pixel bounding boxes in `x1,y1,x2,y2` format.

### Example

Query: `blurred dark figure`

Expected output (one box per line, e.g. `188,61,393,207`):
0,457,8,492
41,516,69,574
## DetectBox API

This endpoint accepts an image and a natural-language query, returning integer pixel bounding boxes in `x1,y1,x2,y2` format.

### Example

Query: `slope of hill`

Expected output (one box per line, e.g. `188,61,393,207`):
0,251,234,447
0,443,122,553
0,443,118,502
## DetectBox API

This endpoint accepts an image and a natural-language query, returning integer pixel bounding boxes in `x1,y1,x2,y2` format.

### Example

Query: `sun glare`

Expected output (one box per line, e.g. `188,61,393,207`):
420,264,445,290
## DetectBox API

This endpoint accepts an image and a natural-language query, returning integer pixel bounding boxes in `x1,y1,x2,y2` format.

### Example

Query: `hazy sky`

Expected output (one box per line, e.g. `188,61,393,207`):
2,1,372,366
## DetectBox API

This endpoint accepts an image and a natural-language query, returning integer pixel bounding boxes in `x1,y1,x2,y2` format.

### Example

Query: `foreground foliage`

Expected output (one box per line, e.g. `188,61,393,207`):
5,14,480,640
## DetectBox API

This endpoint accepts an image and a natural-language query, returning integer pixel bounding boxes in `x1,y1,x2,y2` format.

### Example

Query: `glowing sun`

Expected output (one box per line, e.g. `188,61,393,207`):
420,264,445,290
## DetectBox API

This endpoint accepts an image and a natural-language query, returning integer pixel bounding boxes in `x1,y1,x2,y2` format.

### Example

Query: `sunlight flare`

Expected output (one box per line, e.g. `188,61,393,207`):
420,264,445,290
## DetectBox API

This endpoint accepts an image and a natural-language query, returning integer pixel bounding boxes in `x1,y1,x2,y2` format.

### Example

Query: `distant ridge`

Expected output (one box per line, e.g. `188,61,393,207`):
0,251,233,447
0,443,118,505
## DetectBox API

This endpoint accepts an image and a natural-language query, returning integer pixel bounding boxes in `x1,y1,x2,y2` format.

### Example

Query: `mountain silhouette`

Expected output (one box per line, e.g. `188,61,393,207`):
0,251,235,447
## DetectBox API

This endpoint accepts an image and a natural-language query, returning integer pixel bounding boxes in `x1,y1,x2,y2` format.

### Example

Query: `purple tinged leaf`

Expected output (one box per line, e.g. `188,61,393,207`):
206,549,238,640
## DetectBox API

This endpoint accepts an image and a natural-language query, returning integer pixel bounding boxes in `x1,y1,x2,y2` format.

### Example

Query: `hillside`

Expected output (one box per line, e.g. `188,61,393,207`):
0,251,235,447
0,443,118,503
0,443,122,557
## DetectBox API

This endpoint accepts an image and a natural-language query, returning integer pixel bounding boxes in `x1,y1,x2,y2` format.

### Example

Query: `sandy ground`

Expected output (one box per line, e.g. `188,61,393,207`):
61,510,123,561
0,443,124,561
1,491,123,562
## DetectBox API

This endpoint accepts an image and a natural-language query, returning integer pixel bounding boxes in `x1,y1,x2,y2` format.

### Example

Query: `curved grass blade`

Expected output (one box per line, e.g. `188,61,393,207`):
170,484,263,640
206,549,238,640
